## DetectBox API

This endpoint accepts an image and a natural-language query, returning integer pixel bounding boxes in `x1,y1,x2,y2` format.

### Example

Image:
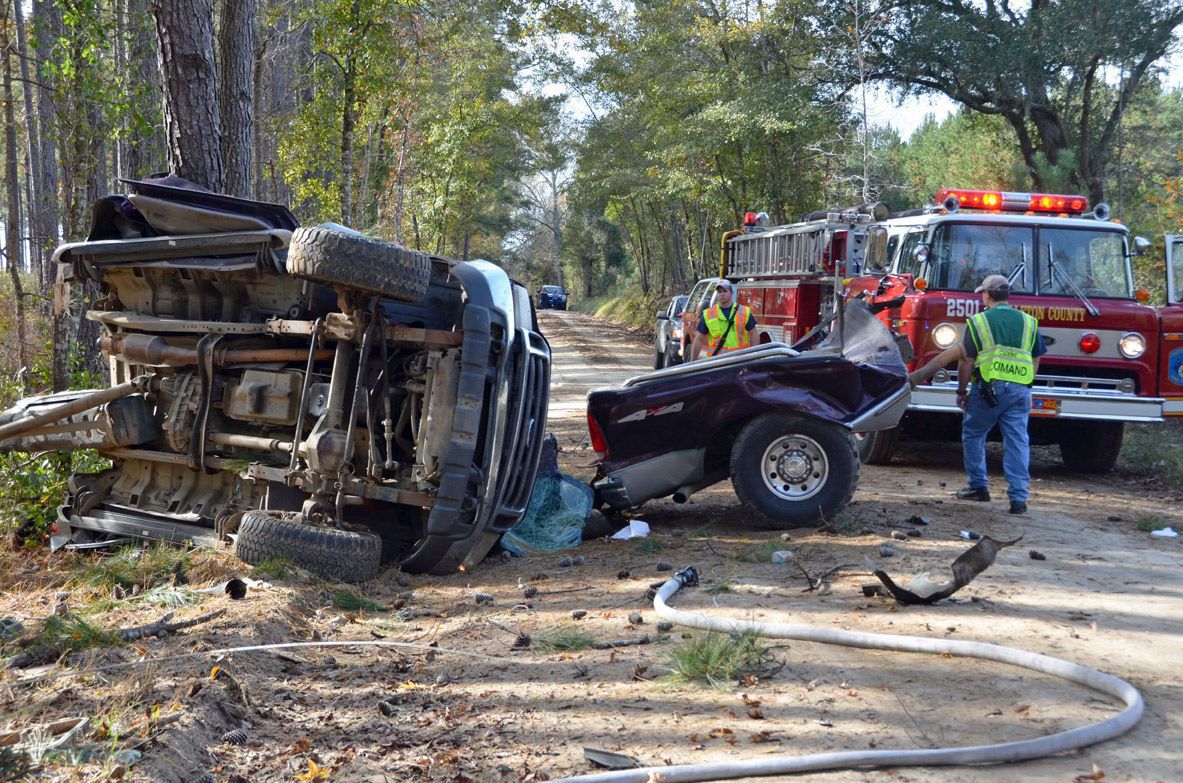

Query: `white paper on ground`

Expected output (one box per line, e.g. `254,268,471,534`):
611,520,650,540
1150,527,1179,538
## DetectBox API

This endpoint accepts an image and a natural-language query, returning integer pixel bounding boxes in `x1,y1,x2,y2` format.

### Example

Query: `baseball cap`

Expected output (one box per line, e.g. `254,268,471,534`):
715,281,736,295
974,274,1010,294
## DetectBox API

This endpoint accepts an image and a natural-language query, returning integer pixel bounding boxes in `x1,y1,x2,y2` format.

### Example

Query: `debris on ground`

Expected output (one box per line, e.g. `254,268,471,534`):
1150,526,1179,538
869,534,1023,604
501,434,594,556
611,520,650,540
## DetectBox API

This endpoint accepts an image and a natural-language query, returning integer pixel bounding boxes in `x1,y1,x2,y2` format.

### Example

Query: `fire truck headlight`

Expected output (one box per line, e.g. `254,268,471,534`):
932,322,958,349
1118,332,1146,359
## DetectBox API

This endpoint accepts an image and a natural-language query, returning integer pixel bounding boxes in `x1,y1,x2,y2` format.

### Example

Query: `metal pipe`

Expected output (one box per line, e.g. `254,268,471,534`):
671,473,726,504
100,334,332,366
206,431,297,454
0,377,150,442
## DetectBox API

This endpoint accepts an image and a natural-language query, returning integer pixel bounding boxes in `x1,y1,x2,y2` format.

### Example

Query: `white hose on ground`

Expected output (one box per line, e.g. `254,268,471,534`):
554,566,1143,783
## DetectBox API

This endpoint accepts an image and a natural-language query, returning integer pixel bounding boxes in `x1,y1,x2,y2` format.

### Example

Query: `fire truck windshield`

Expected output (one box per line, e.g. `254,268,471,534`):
927,223,1131,299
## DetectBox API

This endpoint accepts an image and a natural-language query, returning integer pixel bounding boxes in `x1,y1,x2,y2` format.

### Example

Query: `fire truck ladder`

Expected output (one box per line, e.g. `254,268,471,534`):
724,215,870,279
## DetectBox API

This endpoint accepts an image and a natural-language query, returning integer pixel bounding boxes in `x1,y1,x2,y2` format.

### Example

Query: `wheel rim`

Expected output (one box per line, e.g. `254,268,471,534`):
760,433,829,501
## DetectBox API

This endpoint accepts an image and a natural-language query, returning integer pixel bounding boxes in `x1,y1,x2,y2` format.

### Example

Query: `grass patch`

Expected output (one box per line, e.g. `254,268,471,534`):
1120,421,1183,485
703,572,736,594
1137,515,1168,531
19,614,121,656
73,543,191,594
532,625,596,652
662,630,779,690
252,555,296,580
737,540,782,563
330,589,388,613
634,539,666,554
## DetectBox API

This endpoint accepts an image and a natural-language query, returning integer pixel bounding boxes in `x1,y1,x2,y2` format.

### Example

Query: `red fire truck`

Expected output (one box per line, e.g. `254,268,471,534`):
722,189,1183,473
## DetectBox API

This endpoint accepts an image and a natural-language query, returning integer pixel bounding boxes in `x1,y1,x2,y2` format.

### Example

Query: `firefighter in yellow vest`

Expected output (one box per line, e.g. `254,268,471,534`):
690,281,757,360
909,274,1046,514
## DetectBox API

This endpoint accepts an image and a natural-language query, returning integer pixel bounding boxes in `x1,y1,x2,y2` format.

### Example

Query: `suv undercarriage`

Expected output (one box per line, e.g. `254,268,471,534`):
0,178,550,580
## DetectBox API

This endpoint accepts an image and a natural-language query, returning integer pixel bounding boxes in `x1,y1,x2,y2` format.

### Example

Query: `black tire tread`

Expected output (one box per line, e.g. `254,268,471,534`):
1059,421,1123,474
287,226,430,303
855,426,900,465
235,510,381,582
730,414,859,529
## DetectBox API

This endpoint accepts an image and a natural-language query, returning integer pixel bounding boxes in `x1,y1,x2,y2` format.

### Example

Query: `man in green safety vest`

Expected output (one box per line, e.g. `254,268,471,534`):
910,274,1047,514
690,281,757,360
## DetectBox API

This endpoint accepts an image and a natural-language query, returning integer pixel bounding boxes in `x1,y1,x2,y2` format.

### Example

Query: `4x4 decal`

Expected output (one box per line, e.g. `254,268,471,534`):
618,402,684,423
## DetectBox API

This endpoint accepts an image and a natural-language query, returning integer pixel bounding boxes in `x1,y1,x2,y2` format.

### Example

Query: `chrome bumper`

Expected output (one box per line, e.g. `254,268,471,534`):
911,382,1164,422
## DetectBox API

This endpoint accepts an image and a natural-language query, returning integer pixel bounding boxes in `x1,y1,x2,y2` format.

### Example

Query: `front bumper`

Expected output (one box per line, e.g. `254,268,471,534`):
911,382,1164,422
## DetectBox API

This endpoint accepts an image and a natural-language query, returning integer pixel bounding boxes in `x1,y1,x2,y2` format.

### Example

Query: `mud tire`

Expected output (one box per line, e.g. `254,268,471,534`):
731,414,859,529
235,510,381,582
1059,421,1123,474
287,225,430,303
854,426,900,465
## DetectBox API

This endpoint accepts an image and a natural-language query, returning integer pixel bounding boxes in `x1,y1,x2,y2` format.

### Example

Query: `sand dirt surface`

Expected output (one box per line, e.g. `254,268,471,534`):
1,308,1180,783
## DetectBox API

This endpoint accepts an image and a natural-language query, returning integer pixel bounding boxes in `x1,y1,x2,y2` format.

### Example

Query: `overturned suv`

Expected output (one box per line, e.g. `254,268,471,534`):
0,178,550,580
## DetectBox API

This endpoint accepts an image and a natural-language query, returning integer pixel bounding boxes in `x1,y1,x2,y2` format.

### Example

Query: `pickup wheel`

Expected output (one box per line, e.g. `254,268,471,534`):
730,414,859,528
235,510,382,582
287,225,430,302
653,347,666,370
1059,421,1123,473
853,426,899,465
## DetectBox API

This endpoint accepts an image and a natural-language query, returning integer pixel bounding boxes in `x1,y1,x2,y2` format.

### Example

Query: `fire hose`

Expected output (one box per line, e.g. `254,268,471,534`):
553,566,1143,783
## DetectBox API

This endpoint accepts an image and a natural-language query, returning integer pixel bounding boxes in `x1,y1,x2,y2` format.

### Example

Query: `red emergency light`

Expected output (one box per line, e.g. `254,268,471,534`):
935,189,1088,215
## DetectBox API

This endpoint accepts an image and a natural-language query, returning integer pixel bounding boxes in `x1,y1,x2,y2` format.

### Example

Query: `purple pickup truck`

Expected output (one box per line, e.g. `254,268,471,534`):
586,302,910,527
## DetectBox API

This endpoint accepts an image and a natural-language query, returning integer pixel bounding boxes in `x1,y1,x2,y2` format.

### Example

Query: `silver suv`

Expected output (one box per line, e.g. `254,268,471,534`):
0,178,550,580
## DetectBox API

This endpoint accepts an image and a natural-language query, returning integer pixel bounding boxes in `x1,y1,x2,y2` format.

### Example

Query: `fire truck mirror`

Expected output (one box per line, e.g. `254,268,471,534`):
1133,236,1151,256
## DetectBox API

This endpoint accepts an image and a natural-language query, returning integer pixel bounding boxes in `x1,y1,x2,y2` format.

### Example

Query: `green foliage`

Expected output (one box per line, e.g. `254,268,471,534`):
531,625,596,652
253,555,296,580
849,0,1183,202
72,544,192,594
662,630,778,689
330,589,388,613
633,539,665,554
21,613,121,656
1120,422,1183,486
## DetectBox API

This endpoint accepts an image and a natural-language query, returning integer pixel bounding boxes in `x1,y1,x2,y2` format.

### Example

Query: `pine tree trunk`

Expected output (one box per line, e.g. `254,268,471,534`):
217,0,253,198
2,10,30,385
12,0,44,290
153,0,224,191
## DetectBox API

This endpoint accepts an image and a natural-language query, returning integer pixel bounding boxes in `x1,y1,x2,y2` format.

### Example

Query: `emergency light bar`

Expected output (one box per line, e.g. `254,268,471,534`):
936,188,1088,215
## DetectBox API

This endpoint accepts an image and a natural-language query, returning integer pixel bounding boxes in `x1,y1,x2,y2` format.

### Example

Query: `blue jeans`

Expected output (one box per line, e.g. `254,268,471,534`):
961,381,1032,502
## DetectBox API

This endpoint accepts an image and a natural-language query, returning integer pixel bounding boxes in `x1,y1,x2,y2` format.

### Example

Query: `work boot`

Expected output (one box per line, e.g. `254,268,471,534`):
955,486,990,502
1009,500,1028,515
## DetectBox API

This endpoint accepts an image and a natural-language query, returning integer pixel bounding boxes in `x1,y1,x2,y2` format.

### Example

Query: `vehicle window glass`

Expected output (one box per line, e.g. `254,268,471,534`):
1171,237,1183,303
1038,228,1131,298
930,223,1033,292
864,226,890,271
687,281,707,310
673,295,688,316
895,229,926,276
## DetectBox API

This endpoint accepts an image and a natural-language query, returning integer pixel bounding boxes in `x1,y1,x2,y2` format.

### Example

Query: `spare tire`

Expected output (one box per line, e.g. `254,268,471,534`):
287,225,430,303
235,510,381,582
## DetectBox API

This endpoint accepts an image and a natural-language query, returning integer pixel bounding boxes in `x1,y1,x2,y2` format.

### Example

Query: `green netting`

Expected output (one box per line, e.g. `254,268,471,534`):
500,472,592,556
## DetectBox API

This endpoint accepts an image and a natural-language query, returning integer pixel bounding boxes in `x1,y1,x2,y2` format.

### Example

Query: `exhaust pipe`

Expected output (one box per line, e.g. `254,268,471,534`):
672,473,726,503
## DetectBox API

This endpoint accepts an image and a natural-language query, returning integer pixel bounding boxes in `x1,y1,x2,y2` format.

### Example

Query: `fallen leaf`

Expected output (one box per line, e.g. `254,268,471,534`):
210,666,222,682
1073,763,1105,782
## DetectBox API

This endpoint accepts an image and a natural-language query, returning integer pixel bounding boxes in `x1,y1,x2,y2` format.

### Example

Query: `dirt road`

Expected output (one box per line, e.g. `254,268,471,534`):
2,309,1180,783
